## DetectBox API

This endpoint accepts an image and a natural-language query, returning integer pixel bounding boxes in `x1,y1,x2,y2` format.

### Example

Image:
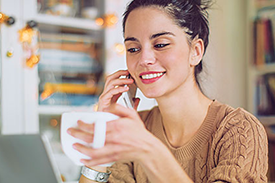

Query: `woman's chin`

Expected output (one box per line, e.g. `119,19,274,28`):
142,90,163,99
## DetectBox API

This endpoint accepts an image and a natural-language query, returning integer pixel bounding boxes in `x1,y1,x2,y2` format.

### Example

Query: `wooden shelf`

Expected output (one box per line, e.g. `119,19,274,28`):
38,105,95,115
34,14,102,31
255,0,275,9
251,63,275,75
258,116,275,126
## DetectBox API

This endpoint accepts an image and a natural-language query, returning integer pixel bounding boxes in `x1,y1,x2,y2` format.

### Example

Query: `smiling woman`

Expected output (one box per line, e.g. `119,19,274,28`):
67,0,269,183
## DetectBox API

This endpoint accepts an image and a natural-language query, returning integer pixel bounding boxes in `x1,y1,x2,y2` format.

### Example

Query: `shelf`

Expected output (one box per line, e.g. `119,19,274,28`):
38,105,95,115
34,14,102,31
251,63,275,75
258,116,275,126
255,0,275,9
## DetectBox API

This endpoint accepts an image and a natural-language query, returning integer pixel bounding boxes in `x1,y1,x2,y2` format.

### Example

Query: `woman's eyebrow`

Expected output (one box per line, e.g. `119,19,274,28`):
150,31,175,39
124,37,139,43
124,32,175,43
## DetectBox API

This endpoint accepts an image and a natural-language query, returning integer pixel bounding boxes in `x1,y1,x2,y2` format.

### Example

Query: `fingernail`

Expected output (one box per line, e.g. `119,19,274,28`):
67,129,71,134
73,144,77,149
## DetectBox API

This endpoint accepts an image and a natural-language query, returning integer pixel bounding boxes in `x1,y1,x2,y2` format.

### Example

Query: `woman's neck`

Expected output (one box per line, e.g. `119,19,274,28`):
156,83,212,148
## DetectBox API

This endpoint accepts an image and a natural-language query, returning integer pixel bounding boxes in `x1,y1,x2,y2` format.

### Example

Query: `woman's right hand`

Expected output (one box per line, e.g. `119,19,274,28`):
97,70,134,112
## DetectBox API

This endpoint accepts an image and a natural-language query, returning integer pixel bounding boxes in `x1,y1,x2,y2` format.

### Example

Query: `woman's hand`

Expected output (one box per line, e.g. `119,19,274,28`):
68,104,156,167
97,70,135,112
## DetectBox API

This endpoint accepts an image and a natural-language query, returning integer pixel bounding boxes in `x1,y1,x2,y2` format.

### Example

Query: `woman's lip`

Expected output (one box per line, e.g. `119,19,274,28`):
139,71,166,84
139,71,165,77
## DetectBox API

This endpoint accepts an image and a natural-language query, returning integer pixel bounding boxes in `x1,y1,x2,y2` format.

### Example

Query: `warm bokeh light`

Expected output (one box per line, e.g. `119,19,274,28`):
6,50,13,58
105,14,118,27
50,119,59,127
95,17,104,26
18,27,35,44
0,12,6,24
115,43,125,55
40,89,54,100
96,14,118,28
26,54,40,68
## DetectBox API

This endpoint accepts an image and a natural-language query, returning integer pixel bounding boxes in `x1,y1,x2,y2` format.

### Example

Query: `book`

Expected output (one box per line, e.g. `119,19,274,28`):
255,18,266,65
254,8,275,65
257,73,275,115
39,93,99,106
40,32,102,44
41,82,99,95
38,49,103,74
263,19,275,63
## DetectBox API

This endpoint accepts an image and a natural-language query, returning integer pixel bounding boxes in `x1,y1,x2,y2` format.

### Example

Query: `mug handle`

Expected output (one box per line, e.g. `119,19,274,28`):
92,119,107,149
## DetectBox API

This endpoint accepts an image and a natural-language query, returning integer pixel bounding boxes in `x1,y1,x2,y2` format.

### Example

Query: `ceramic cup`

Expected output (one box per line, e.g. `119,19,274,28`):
61,112,119,166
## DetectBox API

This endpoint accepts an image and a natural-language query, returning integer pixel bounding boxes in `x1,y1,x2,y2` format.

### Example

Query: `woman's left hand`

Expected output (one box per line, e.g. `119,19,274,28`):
68,103,156,167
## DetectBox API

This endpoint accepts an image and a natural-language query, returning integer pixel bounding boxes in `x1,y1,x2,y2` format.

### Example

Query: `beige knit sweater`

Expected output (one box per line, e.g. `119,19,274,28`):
108,100,268,183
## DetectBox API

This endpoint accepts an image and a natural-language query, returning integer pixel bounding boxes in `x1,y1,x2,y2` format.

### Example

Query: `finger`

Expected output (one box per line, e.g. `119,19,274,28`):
77,120,95,134
133,97,140,111
73,143,116,160
105,70,129,86
103,103,135,118
100,86,129,104
104,78,134,92
73,143,94,158
77,145,120,167
68,128,94,143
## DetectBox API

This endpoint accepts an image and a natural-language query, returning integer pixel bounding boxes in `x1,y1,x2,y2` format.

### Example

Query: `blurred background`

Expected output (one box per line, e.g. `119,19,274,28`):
0,0,274,182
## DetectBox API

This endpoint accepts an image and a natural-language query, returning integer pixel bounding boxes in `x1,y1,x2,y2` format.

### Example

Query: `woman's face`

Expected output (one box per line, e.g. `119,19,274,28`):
124,6,202,99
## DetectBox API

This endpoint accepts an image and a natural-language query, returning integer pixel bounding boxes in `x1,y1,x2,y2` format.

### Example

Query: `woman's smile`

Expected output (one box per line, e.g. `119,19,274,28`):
139,71,166,84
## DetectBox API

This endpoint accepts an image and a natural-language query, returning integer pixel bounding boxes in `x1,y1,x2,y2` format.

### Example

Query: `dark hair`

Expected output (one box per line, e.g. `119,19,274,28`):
122,0,211,90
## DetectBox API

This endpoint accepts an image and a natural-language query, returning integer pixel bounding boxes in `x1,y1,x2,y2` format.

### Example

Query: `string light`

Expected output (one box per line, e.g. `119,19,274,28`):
26,54,40,68
0,12,7,24
18,21,40,68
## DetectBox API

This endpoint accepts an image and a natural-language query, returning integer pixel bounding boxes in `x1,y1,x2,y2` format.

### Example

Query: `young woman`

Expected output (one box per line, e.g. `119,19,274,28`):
68,0,268,182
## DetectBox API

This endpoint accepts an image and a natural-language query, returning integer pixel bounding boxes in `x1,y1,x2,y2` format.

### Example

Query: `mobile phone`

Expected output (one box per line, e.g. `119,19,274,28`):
122,75,137,109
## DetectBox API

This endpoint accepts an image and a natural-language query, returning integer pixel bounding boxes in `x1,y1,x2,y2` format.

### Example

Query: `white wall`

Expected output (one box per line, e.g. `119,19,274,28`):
203,0,247,109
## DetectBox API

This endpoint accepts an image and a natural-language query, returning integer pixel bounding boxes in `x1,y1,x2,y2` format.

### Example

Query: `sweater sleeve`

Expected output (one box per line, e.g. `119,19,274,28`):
108,161,135,183
208,108,268,183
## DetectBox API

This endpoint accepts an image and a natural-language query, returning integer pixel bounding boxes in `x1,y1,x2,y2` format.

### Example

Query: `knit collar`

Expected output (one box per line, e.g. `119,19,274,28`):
153,100,220,160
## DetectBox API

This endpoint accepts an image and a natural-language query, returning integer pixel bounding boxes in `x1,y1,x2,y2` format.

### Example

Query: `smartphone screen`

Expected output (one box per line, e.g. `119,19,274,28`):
122,75,137,108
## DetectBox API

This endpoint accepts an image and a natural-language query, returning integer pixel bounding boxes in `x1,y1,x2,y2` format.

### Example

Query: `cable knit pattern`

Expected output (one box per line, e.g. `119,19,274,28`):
108,100,268,183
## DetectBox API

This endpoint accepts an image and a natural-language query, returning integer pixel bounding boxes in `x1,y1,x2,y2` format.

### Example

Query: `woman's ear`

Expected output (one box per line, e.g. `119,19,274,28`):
190,38,204,66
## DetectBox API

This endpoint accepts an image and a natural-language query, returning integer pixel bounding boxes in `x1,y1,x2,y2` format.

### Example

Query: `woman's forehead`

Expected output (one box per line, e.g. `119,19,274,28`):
124,7,180,37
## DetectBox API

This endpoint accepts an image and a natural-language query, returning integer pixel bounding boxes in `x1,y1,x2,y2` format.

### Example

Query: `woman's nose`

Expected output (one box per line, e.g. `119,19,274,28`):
138,49,156,66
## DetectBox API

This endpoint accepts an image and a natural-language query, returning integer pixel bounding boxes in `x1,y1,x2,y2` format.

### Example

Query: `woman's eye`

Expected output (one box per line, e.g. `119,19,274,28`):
127,48,140,53
154,43,170,48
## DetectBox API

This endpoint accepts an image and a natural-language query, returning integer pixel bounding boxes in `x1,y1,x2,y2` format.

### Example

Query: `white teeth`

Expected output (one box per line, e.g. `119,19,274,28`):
141,72,164,79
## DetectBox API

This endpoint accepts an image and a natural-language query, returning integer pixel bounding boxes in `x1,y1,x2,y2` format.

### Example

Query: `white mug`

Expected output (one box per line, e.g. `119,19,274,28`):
61,112,119,166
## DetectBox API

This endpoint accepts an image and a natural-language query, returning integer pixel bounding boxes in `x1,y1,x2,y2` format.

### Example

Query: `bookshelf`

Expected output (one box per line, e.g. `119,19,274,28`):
247,0,275,122
247,0,275,181
22,0,107,182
